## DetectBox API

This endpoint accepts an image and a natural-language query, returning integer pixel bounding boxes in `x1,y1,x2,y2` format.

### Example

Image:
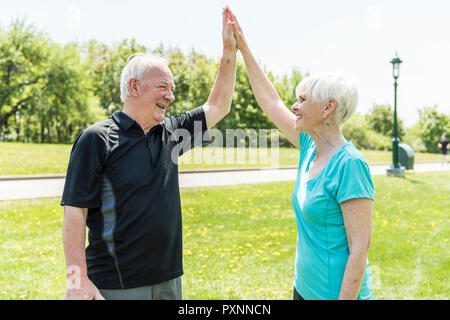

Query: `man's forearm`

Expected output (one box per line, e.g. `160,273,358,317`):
207,48,236,113
62,206,88,279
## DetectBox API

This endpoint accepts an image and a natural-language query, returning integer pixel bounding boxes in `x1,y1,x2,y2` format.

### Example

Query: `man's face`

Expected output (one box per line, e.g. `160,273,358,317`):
137,64,175,123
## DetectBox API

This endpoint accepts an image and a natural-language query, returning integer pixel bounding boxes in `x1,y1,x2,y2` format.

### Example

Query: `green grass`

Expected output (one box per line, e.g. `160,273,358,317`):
0,171,448,299
0,141,444,175
0,142,73,175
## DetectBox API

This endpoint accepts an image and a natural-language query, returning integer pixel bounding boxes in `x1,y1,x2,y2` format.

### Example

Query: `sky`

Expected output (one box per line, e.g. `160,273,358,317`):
1,0,449,127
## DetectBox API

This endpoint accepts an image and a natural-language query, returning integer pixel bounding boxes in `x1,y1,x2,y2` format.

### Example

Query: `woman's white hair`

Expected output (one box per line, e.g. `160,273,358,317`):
295,73,358,125
120,53,170,102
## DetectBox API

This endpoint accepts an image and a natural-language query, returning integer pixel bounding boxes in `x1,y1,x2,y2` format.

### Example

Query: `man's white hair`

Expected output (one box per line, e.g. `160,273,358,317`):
295,73,358,125
120,53,170,102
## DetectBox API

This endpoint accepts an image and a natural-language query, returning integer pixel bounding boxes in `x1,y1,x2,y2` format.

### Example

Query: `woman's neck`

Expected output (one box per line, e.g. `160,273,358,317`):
309,125,347,160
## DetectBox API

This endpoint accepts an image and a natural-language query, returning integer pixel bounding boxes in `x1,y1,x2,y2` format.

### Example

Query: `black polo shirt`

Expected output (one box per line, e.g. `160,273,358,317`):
61,106,209,289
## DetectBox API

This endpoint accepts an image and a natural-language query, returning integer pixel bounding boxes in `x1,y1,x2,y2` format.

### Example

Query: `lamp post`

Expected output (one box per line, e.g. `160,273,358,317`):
387,52,405,178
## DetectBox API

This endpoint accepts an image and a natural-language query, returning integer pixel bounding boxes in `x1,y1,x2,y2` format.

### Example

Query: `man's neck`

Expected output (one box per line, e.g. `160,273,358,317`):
122,103,158,134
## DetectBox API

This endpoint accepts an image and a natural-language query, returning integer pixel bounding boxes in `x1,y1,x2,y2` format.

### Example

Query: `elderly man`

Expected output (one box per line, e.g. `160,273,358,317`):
61,9,236,300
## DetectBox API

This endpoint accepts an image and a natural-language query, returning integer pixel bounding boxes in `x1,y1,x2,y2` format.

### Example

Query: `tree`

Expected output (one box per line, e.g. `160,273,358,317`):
0,19,50,139
30,43,104,143
342,113,391,150
403,122,426,153
274,66,306,108
365,104,405,139
416,106,450,153
83,38,147,114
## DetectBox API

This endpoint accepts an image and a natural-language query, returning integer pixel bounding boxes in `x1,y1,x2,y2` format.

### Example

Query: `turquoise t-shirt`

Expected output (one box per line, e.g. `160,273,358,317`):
292,133,375,300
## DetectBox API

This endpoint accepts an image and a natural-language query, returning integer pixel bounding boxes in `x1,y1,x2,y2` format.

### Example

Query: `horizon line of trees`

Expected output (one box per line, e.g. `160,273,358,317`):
1,19,449,153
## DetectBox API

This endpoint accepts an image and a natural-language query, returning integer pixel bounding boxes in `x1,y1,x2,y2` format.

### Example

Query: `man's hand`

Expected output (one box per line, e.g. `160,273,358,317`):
65,275,105,300
222,6,237,52
225,7,247,53
202,8,237,129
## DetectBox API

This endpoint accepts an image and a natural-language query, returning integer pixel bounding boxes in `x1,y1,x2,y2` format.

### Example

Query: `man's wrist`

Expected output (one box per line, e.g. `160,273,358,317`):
65,264,88,279
223,47,237,56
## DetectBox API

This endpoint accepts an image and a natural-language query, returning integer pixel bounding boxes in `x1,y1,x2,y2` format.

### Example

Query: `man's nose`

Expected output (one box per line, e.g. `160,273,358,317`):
166,91,175,103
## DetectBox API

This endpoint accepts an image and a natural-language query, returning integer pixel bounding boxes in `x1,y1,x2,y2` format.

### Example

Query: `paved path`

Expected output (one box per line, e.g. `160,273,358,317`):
0,163,448,201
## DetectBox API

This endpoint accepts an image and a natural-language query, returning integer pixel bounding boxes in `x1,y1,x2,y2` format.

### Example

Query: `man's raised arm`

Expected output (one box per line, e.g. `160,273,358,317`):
203,8,237,129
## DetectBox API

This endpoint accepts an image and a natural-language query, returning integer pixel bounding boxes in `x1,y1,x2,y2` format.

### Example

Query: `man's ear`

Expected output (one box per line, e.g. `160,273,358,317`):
128,78,139,98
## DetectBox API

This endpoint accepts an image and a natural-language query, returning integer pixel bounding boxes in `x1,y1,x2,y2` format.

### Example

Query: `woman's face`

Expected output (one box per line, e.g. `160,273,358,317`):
291,90,323,133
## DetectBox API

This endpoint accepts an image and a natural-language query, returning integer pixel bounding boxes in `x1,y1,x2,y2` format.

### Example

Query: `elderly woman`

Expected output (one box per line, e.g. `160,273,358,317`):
225,8,375,300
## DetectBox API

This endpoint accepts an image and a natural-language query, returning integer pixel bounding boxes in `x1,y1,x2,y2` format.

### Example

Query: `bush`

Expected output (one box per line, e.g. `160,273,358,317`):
342,114,391,150
403,123,427,153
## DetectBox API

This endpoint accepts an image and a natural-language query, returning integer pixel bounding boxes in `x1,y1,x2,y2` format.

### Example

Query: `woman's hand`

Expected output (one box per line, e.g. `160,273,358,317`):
225,7,248,53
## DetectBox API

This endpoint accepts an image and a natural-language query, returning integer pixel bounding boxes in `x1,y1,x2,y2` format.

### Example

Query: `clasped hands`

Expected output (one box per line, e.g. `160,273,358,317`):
222,6,246,54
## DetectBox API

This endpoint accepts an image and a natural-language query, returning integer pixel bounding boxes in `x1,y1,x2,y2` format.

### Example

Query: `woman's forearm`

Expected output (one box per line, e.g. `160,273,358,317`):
339,249,369,300
239,44,282,108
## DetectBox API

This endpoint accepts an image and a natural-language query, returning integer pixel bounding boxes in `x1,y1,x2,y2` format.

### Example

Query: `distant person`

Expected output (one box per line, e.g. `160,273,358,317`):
61,9,237,300
437,134,449,165
226,7,375,300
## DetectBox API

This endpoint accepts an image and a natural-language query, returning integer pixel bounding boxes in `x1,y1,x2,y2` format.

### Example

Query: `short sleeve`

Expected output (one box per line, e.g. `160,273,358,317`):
60,128,106,208
299,133,314,151
164,106,211,155
336,157,375,204
299,133,314,164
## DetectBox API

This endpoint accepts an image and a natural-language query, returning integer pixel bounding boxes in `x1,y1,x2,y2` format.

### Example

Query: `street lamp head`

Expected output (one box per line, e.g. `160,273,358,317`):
390,52,402,80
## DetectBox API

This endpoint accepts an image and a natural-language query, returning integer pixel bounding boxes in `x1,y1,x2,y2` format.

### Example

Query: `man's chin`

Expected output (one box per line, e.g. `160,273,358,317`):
155,113,165,122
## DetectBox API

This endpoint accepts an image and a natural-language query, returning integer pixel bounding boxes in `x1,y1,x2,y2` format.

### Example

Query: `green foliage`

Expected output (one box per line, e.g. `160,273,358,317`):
0,19,106,143
342,114,391,150
83,38,147,113
0,19,307,144
403,123,427,153
1,19,447,151
273,66,306,108
416,106,450,153
0,19,50,139
365,104,405,139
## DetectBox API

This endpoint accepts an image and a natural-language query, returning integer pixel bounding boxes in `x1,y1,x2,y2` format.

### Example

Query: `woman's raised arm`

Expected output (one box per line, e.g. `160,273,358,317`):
226,7,300,149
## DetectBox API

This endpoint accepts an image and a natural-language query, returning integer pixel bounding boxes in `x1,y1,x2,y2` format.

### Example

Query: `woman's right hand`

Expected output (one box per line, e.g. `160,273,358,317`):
225,7,248,53
224,6,300,150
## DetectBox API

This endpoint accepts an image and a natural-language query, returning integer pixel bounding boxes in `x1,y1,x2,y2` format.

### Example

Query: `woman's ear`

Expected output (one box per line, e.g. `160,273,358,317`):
322,99,337,126
324,98,337,116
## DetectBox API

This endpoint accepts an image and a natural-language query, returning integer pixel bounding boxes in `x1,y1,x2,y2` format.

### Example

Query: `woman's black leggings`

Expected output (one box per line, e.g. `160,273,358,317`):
293,287,305,300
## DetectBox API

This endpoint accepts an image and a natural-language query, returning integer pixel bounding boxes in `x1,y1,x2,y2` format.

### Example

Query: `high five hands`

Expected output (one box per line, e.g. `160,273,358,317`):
224,7,247,52
222,7,237,52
